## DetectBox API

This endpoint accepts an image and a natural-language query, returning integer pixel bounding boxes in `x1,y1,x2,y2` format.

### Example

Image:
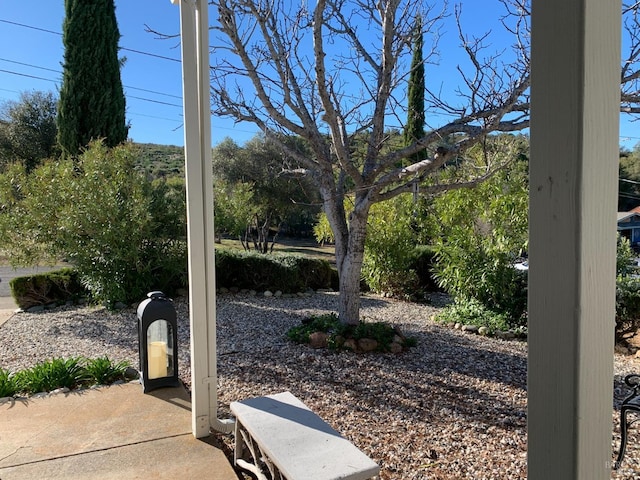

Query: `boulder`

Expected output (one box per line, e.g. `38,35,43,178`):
309,332,329,349
358,338,379,352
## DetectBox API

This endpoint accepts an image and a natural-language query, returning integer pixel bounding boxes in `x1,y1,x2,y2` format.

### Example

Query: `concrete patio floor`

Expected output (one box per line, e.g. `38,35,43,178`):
0,382,238,480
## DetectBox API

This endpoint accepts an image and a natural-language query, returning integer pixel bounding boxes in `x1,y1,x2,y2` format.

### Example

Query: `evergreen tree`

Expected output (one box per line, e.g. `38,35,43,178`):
57,0,127,157
404,15,426,163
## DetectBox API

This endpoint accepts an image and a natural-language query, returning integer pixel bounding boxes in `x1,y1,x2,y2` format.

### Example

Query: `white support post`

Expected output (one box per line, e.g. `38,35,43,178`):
529,0,620,478
172,0,232,438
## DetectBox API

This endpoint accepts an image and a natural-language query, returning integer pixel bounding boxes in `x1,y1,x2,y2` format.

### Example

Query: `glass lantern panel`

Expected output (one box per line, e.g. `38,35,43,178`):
146,319,174,379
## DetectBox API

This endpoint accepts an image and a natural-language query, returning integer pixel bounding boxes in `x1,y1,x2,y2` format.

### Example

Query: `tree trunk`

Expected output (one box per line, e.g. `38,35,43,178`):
333,203,369,325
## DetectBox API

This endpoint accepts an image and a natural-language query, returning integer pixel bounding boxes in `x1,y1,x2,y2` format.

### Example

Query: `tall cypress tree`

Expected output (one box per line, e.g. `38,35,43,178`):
57,0,127,157
404,15,426,163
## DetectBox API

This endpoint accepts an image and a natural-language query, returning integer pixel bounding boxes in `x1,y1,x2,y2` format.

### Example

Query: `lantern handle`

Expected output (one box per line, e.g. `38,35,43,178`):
147,291,170,301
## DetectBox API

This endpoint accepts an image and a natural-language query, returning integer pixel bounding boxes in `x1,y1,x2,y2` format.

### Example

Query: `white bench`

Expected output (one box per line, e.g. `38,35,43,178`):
230,391,380,480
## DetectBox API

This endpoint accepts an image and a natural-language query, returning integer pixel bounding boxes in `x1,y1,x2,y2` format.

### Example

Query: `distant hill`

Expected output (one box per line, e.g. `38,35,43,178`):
133,143,185,178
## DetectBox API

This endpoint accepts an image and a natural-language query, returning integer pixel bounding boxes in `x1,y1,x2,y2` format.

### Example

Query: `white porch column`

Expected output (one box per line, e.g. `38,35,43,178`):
172,0,233,438
529,0,620,478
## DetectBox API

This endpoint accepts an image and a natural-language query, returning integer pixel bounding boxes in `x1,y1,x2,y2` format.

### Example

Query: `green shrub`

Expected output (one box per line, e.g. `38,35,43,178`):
0,368,18,398
215,249,332,292
616,276,640,344
408,245,440,291
287,313,416,352
435,298,511,334
362,195,422,297
287,313,341,343
9,268,86,309
0,141,189,306
84,357,131,385
15,357,87,393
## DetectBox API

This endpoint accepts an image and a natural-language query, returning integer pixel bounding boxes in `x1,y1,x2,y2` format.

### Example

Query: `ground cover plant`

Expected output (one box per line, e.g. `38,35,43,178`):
287,313,417,352
0,356,132,397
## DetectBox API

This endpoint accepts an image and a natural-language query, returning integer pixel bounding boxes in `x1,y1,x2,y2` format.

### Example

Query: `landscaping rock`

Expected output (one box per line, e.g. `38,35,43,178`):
343,338,357,351
275,290,283,297
264,290,273,297
358,338,378,352
496,331,516,340
462,325,479,333
389,342,403,354
454,322,462,330
50,387,70,396
478,326,489,336
309,332,329,349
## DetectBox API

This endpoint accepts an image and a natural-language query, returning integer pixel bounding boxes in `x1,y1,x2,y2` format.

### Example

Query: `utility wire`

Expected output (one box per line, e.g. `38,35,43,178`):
0,19,181,63
0,58,182,100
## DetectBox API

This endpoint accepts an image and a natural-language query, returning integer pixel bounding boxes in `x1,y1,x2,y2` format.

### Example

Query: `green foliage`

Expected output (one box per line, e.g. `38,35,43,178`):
2,357,133,397
211,135,321,239
313,213,334,245
362,194,422,297
619,145,640,211
215,249,332,292
287,313,341,343
615,233,640,343
133,143,185,178
287,313,416,352
0,90,59,172
58,0,127,157
431,137,529,326
404,15,426,165
617,233,636,277
214,179,254,237
15,357,87,393
616,276,640,343
0,141,187,305
84,357,131,385
9,268,85,310
408,245,440,291
0,368,18,398
434,298,510,334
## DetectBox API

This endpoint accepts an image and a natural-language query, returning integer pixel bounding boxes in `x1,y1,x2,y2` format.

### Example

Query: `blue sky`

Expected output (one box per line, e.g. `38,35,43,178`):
0,0,261,147
0,2,638,149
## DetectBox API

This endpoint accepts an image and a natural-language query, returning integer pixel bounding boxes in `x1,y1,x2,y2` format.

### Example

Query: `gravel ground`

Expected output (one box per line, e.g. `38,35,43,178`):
1,291,639,479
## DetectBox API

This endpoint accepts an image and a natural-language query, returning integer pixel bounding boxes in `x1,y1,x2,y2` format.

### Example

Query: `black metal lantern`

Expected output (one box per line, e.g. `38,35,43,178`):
137,291,179,393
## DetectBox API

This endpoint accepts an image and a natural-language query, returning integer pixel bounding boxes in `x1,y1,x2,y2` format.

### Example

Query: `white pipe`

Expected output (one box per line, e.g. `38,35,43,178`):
171,0,234,437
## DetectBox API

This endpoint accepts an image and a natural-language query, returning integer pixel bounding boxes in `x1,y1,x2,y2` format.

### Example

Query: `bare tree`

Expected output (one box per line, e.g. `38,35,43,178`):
209,0,640,324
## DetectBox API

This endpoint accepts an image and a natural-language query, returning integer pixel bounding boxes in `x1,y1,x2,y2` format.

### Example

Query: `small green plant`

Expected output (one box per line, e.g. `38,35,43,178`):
84,356,131,385
287,313,341,343
287,313,416,352
0,367,18,398
435,298,510,333
14,357,88,394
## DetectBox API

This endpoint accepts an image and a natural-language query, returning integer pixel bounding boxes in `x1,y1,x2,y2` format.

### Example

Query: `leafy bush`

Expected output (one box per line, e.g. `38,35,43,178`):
14,357,87,393
430,149,529,326
362,195,425,297
0,141,188,306
435,298,511,334
215,249,332,292
84,357,131,385
408,245,440,291
9,268,86,309
0,367,18,398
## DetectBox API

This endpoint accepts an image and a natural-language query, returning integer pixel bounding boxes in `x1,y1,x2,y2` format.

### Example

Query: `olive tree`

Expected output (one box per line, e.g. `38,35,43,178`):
209,0,640,324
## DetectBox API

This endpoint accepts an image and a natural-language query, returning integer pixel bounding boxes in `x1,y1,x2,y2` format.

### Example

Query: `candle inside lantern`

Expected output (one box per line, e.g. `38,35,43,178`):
148,341,168,379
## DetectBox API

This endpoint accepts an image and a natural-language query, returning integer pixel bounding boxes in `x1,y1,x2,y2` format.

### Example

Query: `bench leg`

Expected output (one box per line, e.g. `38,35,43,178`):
614,407,630,470
234,421,283,480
